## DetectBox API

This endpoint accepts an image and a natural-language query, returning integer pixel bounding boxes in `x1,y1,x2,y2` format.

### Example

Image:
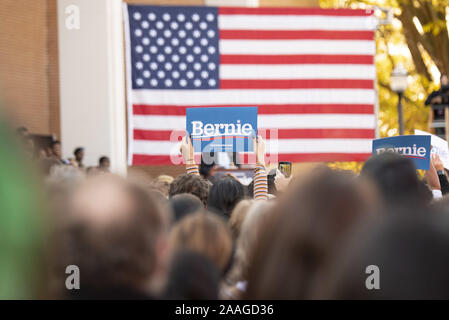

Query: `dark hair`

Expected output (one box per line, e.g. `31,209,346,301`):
51,140,61,148
207,176,246,220
169,193,203,223
360,152,427,208
245,166,372,299
73,147,84,156
169,174,210,206
327,210,449,299
99,156,109,165
164,250,220,299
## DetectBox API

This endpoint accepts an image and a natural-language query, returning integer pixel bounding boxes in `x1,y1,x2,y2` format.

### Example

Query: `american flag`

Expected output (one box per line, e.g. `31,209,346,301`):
124,5,377,165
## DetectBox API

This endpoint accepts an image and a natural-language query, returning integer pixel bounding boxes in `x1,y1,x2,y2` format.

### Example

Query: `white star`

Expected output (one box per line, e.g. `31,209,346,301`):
178,30,186,38
135,45,143,53
171,21,179,30
177,14,185,22
143,70,151,78
194,63,201,71
164,30,172,38
156,38,164,45
208,46,216,54
157,54,165,62
180,79,187,87
165,62,173,70
186,71,194,79
143,54,150,61
151,79,158,86
193,30,201,38
185,22,193,30
162,13,171,21
179,63,187,71
179,46,187,54
150,62,158,70
172,54,180,62
186,38,194,46
149,29,157,37
136,78,144,86
208,62,216,70
194,79,201,87
141,21,149,29
208,79,216,86
157,70,165,78
148,13,156,21
186,55,194,63
201,71,209,79
142,37,150,45
150,46,158,53
200,38,208,46
164,46,172,54
193,46,201,54
192,13,200,22
206,13,214,22
200,22,207,30
171,38,179,46
135,29,142,37
207,30,215,38
172,71,180,79
136,62,143,69
165,79,173,87
133,12,141,20
156,21,164,29
201,55,208,62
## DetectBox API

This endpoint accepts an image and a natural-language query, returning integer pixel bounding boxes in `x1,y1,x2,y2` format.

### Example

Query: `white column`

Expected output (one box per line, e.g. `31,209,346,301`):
58,0,127,175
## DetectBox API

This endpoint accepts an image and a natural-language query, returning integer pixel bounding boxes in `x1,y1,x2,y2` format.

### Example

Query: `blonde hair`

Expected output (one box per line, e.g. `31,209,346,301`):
229,200,274,283
151,175,174,197
168,212,233,272
229,200,253,240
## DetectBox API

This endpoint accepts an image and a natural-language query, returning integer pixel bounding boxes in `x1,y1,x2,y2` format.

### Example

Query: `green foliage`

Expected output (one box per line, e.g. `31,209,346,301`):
320,0,448,171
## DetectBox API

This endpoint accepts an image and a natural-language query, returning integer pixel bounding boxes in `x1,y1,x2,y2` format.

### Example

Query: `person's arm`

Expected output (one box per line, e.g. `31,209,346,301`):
180,136,199,176
425,91,441,105
433,154,449,195
426,153,442,198
253,136,268,200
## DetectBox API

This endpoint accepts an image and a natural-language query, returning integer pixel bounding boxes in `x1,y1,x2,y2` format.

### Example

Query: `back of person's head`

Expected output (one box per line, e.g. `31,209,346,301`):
228,201,274,285
326,210,449,299
361,152,426,207
207,176,246,219
151,175,174,198
168,212,233,274
169,173,210,206
245,166,374,299
169,193,203,223
53,174,168,299
164,250,220,300
228,199,253,240
73,147,84,157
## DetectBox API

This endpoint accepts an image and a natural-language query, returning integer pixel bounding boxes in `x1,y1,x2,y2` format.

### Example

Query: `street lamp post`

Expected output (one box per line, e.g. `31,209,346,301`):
390,64,408,135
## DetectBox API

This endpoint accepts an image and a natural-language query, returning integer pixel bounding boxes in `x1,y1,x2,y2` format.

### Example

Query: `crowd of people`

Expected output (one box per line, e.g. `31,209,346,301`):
6,125,449,300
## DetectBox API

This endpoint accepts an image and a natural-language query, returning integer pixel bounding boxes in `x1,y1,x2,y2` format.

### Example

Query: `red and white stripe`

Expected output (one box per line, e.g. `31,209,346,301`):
128,7,377,165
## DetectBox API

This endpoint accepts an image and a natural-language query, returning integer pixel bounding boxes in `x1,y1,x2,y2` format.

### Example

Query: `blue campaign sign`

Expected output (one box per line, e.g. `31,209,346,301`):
186,107,258,153
372,135,431,170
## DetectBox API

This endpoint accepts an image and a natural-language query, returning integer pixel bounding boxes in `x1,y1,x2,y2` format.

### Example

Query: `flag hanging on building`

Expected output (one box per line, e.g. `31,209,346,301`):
124,5,377,165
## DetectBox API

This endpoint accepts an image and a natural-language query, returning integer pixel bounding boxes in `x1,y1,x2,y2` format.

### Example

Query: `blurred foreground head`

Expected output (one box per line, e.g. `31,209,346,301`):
164,250,221,300
53,174,169,299
361,152,428,208
245,166,375,299
168,212,233,275
327,210,449,299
